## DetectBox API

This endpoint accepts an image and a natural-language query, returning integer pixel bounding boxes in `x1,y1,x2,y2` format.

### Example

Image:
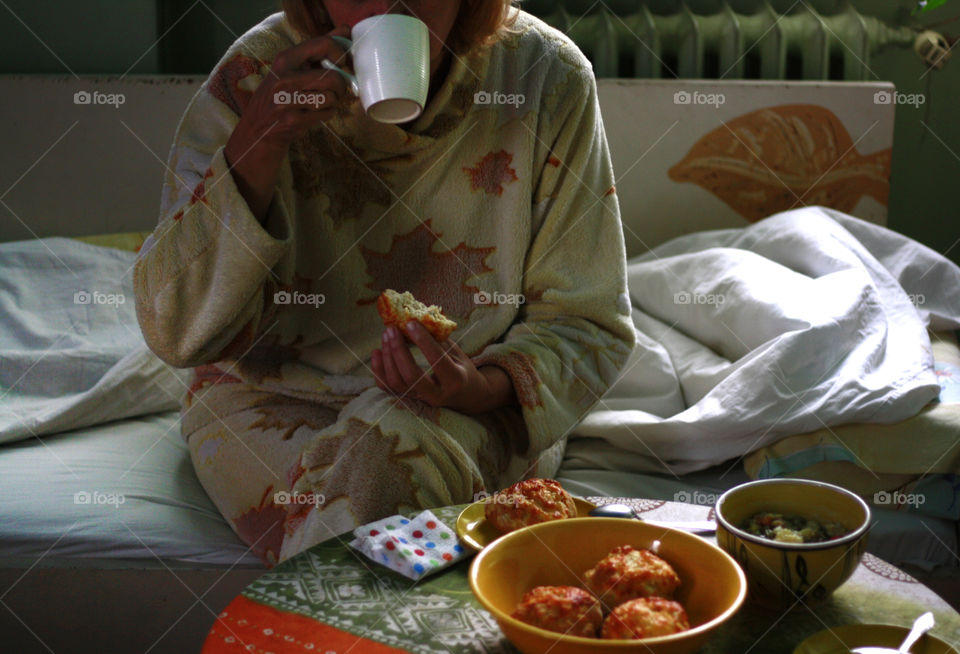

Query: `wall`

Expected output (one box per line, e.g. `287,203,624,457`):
872,37,960,269
0,0,956,263
0,0,159,74
157,0,276,73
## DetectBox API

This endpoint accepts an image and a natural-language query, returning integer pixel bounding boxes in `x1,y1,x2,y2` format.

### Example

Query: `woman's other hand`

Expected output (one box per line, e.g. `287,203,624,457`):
372,322,517,415
224,26,353,220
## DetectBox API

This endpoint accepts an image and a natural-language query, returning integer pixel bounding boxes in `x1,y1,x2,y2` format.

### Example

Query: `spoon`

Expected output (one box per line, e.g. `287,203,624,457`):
588,503,717,534
850,611,935,654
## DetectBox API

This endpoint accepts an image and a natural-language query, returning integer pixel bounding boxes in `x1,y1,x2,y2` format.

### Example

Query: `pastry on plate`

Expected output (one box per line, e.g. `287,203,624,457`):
601,597,690,640
511,585,602,638
484,478,577,535
376,289,457,341
584,545,681,608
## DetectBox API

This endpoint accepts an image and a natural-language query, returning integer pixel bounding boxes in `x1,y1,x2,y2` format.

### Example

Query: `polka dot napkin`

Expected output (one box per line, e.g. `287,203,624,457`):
348,510,468,581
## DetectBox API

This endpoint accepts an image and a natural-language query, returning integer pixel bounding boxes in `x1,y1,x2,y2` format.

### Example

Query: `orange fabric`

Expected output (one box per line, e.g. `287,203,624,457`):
202,595,410,653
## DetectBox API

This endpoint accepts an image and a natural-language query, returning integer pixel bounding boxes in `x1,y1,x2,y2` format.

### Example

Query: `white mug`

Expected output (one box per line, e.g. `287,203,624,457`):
321,14,430,124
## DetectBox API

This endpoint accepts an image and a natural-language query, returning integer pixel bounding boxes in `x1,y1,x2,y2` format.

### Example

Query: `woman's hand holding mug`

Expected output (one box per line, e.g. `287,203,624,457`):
224,15,430,221
224,26,354,221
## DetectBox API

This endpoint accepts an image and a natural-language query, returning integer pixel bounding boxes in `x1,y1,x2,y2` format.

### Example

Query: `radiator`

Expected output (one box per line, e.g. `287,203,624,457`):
523,0,917,80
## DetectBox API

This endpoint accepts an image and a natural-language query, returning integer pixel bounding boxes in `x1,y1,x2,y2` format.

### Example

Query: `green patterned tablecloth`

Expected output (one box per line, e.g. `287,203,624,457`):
204,500,960,654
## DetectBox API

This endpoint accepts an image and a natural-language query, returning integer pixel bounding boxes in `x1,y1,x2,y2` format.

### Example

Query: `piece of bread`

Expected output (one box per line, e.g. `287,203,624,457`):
584,545,681,609
484,478,577,535
376,289,457,341
512,586,603,638
601,597,690,640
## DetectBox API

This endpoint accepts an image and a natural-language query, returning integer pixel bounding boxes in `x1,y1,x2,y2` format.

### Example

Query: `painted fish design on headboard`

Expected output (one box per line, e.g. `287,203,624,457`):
668,104,891,222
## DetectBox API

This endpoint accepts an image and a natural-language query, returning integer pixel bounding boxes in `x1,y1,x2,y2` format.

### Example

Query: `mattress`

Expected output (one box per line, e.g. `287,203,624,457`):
0,408,953,576
0,411,262,569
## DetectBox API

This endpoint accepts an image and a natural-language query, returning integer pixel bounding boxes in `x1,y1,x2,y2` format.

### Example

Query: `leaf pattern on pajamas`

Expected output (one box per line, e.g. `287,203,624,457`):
288,131,394,226
357,220,496,322
463,150,519,196
249,401,339,441
233,486,287,566
296,418,423,516
188,364,243,398
208,53,262,115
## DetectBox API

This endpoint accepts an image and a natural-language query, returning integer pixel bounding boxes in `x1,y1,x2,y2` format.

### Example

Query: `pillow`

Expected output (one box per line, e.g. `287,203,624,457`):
0,237,187,445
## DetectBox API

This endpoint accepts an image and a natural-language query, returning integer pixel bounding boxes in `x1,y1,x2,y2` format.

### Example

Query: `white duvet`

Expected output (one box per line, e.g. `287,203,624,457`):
565,207,960,475
3,210,959,469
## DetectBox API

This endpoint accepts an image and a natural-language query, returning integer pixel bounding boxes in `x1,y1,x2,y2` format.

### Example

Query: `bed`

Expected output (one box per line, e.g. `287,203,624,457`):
1,75,958,653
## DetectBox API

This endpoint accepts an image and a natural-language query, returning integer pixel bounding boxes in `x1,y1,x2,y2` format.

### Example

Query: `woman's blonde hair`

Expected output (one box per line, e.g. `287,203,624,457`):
280,1,519,55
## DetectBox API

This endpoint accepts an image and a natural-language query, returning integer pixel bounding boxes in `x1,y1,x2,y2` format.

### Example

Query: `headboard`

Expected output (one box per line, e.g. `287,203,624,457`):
0,76,895,257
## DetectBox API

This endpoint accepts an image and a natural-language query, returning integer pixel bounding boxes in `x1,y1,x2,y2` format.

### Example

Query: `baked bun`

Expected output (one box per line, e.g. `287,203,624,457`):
600,597,690,640
512,586,602,638
484,478,577,535
376,289,457,341
584,545,681,609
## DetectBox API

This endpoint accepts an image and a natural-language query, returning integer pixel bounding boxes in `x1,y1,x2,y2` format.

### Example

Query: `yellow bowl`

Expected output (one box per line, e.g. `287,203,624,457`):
715,479,870,605
468,517,746,654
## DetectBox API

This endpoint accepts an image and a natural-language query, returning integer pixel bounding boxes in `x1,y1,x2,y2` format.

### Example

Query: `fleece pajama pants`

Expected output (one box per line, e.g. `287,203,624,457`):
183,372,531,566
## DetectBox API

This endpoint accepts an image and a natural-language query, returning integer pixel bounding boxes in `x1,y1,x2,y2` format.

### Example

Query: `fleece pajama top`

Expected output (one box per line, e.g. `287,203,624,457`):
133,9,636,565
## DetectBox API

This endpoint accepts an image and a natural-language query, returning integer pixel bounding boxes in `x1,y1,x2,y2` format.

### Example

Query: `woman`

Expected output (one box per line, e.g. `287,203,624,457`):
134,0,635,566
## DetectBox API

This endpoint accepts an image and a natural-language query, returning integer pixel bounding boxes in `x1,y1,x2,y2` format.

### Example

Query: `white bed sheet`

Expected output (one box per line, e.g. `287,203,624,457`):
1,409,953,575
0,411,262,568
